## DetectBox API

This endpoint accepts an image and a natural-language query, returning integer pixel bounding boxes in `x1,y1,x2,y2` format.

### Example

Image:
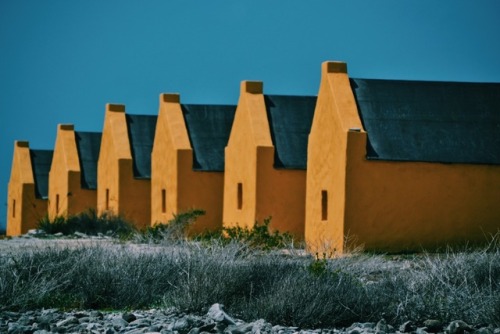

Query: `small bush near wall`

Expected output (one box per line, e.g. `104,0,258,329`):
196,217,294,250
139,209,206,242
37,210,136,239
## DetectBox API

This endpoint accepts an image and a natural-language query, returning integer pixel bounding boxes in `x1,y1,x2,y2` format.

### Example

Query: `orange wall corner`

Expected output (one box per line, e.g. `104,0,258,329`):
48,124,78,219
98,103,152,228
152,93,191,226
224,80,308,239
306,61,364,254
223,81,271,230
7,141,48,236
152,93,224,234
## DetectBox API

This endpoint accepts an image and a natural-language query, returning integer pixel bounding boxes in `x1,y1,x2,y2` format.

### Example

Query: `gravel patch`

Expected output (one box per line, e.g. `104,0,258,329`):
1,304,498,334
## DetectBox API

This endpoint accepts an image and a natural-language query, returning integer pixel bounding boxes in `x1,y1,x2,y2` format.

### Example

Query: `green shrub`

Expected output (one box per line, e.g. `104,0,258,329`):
37,210,136,238
139,209,206,243
196,217,294,250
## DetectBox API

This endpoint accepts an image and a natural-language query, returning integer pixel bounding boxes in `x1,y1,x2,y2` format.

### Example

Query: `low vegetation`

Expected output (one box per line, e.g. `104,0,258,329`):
0,213,498,328
37,210,136,239
38,210,293,250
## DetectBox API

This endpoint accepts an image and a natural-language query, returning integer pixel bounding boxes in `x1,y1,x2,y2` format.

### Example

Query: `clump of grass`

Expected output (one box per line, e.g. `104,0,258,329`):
196,217,294,250
1,238,499,327
139,209,206,243
37,210,136,239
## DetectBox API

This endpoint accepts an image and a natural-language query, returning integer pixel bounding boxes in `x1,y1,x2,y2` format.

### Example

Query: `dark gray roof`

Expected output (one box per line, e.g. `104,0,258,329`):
29,149,53,199
75,131,102,190
350,78,500,165
264,95,317,169
181,104,236,171
126,114,157,179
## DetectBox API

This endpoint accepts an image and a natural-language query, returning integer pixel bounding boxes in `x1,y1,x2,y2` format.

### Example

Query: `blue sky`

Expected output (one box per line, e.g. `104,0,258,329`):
1,0,500,231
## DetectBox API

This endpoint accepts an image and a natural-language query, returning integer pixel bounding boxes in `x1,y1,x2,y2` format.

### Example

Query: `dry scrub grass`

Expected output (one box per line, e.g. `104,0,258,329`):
0,237,499,328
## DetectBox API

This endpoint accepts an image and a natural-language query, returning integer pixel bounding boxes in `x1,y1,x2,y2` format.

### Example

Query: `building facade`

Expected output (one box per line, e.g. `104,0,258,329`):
306,61,500,253
7,141,53,236
151,93,235,233
48,124,101,218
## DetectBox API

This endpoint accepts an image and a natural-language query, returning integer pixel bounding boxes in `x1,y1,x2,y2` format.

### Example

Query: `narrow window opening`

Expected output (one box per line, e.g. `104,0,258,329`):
12,199,16,218
237,183,243,210
56,194,60,214
161,189,166,213
105,189,110,210
321,190,328,221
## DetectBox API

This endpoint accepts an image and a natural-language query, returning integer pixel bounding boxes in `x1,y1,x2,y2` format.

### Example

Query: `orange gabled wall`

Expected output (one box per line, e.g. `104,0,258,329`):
223,81,307,239
151,94,224,233
344,126,500,252
48,124,97,219
306,61,500,253
6,141,48,236
305,62,364,253
97,104,151,228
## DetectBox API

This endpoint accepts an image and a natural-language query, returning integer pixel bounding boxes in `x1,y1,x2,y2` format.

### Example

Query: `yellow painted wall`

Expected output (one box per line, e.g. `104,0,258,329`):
6,141,48,236
306,61,500,253
48,124,97,219
97,104,151,229
223,81,306,239
151,94,223,233
344,130,500,252
306,62,363,253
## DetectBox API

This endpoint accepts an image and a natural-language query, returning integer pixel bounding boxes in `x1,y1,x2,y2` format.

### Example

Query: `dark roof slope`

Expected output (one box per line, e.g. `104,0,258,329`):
126,114,157,179
181,104,236,171
264,95,317,169
29,149,53,199
75,131,102,189
351,78,500,165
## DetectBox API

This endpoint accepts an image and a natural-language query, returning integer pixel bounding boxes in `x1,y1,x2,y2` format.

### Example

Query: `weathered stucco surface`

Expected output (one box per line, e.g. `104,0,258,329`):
48,125,97,219
224,81,307,239
97,104,151,229
7,142,48,236
306,61,500,253
152,94,224,234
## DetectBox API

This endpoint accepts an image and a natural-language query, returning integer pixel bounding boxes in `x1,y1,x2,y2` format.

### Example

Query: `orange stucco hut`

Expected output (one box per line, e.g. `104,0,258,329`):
223,81,316,239
151,94,236,233
306,61,500,253
48,124,102,218
97,104,157,228
7,141,53,236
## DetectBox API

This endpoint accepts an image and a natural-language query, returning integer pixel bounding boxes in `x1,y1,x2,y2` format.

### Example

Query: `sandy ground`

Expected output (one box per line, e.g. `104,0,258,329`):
0,236,115,252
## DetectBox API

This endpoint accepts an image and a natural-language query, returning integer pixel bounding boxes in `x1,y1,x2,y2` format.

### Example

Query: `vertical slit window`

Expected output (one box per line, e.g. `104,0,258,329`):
105,189,110,210
12,200,16,218
56,194,60,214
237,183,243,210
321,190,328,221
161,189,166,213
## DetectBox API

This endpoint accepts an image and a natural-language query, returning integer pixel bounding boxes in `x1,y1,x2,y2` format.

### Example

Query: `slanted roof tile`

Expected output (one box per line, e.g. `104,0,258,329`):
351,78,500,165
126,114,157,179
30,149,53,199
181,104,236,171
75,131,102,189
264,95,317,169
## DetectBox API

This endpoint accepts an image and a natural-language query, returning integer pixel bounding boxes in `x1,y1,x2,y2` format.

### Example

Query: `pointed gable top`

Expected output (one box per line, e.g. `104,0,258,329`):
351,78,500,165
